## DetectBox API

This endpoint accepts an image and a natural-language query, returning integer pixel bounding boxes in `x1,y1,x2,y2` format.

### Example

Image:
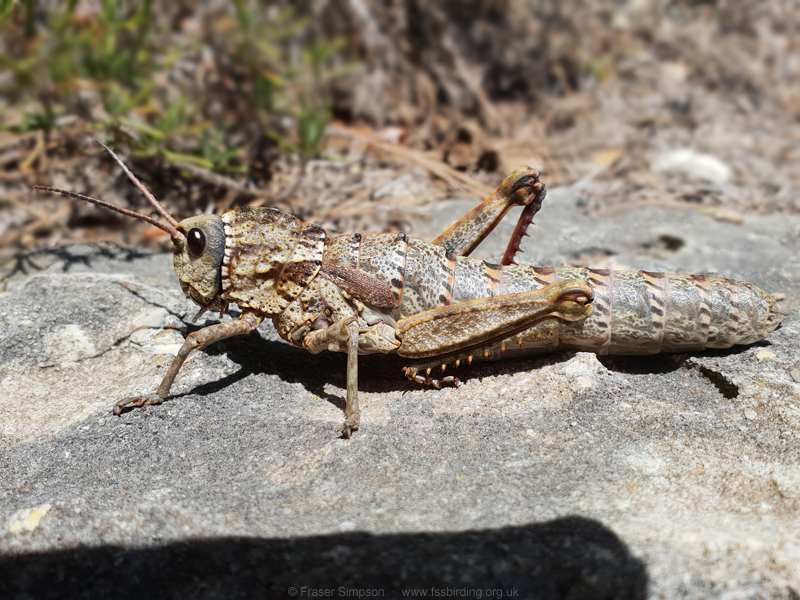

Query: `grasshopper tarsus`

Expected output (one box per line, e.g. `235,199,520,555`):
340,413,361,439
113,393,164,415
404,365,462,389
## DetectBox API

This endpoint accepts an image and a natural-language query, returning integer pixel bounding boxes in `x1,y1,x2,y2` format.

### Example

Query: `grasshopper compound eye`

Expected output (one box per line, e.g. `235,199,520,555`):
187,228,206,257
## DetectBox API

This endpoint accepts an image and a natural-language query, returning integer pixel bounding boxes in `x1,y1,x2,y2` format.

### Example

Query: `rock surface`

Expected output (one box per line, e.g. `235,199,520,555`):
1,188,799,599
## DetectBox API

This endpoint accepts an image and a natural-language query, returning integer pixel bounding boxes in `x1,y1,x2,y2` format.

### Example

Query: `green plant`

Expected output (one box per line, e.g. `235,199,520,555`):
0,1,355,170
225,2,361,163
0,0,156,125
0,0,16,25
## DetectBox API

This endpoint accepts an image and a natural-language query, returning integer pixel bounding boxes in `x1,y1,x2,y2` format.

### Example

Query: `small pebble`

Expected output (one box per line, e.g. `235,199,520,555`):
8,504,51,533
790,368,800,383
744,408,757,421
756,350,775,360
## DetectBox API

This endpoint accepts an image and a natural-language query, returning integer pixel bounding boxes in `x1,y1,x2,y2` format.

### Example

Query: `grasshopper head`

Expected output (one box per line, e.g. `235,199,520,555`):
172,214,226,308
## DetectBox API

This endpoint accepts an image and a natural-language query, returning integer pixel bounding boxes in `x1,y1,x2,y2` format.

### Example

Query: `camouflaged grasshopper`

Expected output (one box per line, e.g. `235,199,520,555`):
35,141,784,436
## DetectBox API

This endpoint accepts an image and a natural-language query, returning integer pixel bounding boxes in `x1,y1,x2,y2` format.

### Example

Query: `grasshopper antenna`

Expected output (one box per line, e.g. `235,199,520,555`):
32,139,185,241
92,138,179,228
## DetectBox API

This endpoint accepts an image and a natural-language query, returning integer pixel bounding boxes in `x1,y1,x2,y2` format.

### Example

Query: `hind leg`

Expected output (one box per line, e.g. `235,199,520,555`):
431,167,545,264
396,279,593,387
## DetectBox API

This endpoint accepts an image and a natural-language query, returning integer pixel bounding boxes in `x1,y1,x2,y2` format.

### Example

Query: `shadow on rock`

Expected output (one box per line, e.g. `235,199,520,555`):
189,326,410,413
190,328,581,414
152,316,772,419
597,340,765,376
0,517,647,600
598,354,686,376
2,243,155,279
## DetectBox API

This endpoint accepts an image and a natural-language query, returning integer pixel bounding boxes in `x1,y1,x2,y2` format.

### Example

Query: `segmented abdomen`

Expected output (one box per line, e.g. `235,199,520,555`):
324,234,781,354
398,239,781,353
512,267,782,354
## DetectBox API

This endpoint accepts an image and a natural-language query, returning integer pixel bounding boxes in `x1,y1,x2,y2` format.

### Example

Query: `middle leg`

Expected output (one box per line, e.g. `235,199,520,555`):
304,317,363,437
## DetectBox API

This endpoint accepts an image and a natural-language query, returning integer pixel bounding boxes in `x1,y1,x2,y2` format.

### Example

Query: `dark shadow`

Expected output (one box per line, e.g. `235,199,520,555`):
191,331,582,415
598,340,769,377
155,322,764,418
193,327,412,413
598,354,686,375
696,365,739,399
0,517,647,600
1,243,155,279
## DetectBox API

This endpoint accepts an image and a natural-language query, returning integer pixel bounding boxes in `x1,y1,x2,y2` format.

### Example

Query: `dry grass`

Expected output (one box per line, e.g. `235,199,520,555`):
1,0,798,266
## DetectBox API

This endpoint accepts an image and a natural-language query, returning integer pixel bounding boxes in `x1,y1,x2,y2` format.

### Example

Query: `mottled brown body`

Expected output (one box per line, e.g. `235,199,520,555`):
215,223,780,361
35,146,784,436
199,170,782,397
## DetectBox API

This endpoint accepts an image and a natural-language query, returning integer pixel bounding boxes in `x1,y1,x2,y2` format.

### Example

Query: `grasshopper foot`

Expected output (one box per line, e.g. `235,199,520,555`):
113,393,164,415
340,412,361,439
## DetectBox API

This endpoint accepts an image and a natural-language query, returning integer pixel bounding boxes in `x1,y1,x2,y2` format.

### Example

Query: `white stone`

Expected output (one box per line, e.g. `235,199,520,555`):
8,504,51,533
651,149,731,186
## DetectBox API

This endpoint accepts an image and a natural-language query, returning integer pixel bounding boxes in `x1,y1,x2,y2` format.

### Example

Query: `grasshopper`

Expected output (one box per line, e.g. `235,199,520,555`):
35,141,784,436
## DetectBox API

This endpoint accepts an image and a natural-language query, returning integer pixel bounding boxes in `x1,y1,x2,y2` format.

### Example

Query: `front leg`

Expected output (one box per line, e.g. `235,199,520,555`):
114,311,263,414
431,167,545,264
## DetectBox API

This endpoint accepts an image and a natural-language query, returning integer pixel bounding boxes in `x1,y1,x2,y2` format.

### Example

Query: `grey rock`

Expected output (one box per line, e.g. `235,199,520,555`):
1,190,799,599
